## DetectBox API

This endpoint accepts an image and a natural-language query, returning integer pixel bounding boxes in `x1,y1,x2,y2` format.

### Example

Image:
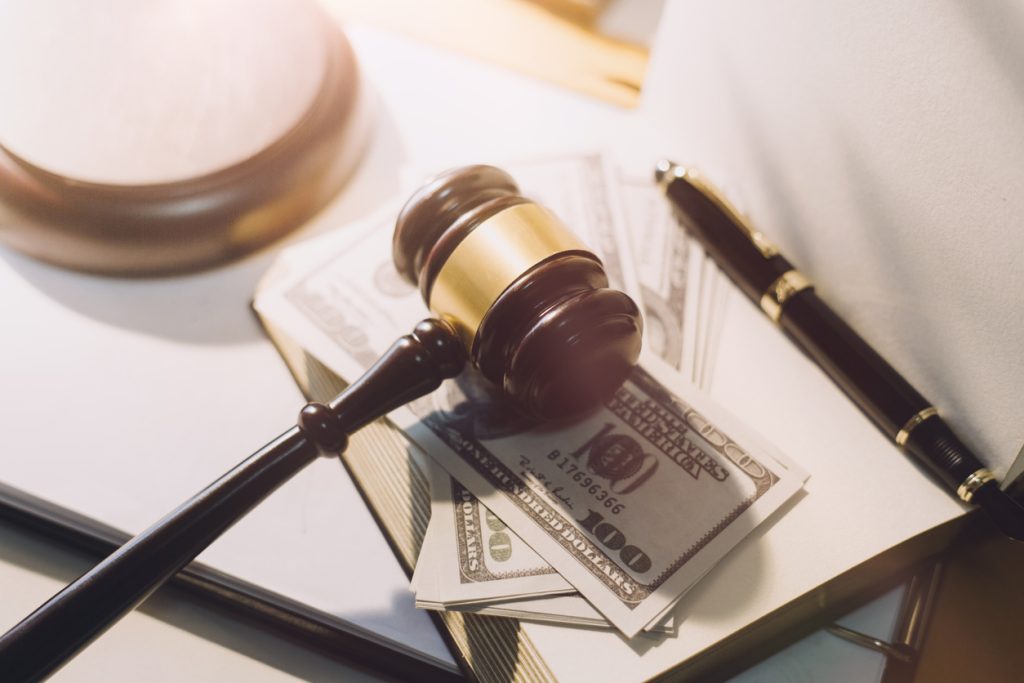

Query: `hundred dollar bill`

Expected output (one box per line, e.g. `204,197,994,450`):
618,163,743,390
413,513,676,633
407,356,807,637
413,462,676,633
422,458,575,604
256,159,808,637
615,166,701,378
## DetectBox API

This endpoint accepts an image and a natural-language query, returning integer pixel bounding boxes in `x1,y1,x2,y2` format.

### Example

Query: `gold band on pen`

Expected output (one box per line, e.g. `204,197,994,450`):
428,203,591,349
895,407,940,447
957,469,996,503
760,270,813,322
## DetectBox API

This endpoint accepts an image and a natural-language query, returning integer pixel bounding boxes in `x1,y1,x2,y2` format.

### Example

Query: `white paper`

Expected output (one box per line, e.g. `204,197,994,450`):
643,0,1024,483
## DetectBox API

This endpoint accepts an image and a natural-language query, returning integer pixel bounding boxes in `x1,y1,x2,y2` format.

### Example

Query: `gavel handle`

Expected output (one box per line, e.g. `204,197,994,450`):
0,319,465,682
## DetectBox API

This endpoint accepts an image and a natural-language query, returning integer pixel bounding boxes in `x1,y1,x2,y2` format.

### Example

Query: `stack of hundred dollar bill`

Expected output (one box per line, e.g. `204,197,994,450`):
255,154,808,639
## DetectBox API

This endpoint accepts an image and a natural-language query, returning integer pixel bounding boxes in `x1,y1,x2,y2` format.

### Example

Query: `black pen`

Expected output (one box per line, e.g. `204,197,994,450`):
655,160,1024,540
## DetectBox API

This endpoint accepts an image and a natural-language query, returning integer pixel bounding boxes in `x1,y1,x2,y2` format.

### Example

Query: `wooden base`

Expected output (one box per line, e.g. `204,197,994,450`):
0,0,369,276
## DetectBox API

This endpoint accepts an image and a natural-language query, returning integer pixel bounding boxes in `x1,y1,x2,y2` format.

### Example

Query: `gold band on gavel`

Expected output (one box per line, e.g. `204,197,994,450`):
428,203,591,349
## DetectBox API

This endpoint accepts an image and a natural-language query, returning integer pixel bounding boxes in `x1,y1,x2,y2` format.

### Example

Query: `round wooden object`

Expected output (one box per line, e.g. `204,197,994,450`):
0,0,369,275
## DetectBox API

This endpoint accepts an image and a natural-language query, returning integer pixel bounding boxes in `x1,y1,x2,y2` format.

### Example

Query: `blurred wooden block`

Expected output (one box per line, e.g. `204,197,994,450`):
528,0,610,26
321,0,647,107
0,0,369,276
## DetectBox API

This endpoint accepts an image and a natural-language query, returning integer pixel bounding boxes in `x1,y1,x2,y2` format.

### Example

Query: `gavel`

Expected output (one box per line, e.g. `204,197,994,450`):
0,165,643,680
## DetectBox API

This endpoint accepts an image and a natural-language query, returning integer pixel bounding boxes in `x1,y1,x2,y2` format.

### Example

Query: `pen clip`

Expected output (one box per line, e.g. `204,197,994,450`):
662,164,780,259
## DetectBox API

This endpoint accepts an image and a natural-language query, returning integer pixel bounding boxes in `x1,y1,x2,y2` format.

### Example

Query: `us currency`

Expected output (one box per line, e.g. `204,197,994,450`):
413,462,676,633
256,155,808,637
420,457,576,605
615,166,701,378
696,256,729,390
617,164,743,390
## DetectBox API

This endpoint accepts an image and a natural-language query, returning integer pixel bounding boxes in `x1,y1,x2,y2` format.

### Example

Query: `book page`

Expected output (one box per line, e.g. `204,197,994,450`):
643,0,1024,484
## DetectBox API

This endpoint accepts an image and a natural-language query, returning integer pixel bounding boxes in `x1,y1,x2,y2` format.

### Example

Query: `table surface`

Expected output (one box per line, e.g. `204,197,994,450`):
0,18,904,683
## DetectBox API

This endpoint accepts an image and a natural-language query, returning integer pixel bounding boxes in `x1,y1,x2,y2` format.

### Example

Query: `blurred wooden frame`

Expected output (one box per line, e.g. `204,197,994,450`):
320,0,649,107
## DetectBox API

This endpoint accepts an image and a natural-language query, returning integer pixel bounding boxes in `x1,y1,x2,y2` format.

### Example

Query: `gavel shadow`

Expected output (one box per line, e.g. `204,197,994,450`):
0,246,277,346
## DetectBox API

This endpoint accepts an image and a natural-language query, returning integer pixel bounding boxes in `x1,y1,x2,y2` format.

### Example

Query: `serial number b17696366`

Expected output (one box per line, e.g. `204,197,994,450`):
546,449,626,515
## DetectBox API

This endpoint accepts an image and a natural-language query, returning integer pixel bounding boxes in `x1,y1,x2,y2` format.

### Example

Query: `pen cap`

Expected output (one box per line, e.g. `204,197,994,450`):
393,165,643,419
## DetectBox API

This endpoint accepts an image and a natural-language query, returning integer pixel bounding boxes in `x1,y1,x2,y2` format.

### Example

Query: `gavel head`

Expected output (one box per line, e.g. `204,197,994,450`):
393,165,643,420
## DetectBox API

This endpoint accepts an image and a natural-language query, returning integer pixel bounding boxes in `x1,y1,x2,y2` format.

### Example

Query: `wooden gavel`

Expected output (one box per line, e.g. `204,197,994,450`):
0,165,643,680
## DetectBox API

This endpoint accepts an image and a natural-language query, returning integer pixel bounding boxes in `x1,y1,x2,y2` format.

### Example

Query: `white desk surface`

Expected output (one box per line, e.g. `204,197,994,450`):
0,21,900,683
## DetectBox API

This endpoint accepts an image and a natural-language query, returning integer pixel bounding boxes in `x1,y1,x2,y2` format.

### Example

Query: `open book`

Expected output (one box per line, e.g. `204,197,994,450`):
2,4,1018,681
250,213,968,682
253,3,1023,679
